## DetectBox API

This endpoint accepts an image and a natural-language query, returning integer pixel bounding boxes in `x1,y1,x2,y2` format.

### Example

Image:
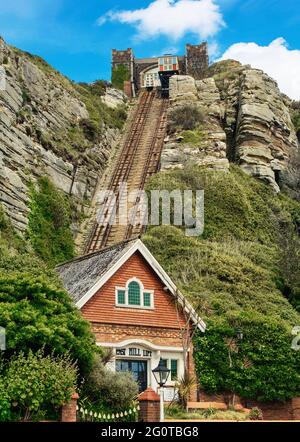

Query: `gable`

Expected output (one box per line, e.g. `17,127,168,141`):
81,251,187,330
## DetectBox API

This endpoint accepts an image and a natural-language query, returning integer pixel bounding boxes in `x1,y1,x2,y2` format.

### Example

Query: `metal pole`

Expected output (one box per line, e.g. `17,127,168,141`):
159,387,164,422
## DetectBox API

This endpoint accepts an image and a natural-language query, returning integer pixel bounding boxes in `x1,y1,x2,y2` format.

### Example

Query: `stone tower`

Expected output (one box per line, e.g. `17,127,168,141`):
186,43,209,80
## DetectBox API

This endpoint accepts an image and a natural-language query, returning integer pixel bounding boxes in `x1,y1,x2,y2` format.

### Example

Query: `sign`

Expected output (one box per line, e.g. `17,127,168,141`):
115,347,152,358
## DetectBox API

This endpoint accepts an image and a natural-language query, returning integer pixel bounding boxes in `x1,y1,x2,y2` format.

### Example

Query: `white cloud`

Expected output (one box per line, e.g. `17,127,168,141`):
99,0,225,41
221,38,300,100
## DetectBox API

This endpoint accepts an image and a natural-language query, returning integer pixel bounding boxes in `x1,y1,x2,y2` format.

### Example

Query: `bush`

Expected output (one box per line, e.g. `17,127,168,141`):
79,118,99,142
169,104,204,131
0,350,77,421
0,274,99,376
27,177,75,266
82,360,139,411
248,407,263,421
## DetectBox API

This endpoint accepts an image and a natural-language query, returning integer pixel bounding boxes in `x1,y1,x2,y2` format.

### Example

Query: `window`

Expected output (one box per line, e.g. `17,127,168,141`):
171,359,178,381
128,281,141,306
116,279,154,309
158,359,178,382
143,292,151,307
117,289,126,305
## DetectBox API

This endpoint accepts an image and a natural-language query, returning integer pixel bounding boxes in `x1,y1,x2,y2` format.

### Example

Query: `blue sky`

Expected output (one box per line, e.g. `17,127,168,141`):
0,0,300,98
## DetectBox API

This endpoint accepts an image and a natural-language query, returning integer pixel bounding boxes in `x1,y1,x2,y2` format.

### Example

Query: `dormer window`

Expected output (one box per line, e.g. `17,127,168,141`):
116,278,154,309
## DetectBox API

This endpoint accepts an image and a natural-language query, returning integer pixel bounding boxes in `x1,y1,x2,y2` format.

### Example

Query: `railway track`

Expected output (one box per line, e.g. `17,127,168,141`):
84,90,169,253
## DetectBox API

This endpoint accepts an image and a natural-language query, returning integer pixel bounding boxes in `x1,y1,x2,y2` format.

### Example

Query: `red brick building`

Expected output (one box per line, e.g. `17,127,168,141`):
57,239,205,398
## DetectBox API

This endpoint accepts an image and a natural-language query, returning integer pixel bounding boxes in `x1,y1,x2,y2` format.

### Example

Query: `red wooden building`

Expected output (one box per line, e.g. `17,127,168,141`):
57,239,206,398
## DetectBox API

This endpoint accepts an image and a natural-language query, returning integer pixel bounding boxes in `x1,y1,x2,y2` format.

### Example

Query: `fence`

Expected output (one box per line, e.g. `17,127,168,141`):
77,402,139,422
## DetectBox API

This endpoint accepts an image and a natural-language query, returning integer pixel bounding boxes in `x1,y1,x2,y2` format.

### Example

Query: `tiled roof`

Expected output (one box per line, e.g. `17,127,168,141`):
56,239,137,304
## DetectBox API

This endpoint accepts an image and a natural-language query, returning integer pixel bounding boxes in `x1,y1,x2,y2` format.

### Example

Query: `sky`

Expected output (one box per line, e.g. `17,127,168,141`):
0,0,300,99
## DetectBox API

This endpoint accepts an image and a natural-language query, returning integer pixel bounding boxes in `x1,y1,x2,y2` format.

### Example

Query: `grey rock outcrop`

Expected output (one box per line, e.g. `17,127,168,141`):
162,75,229,172
164,66,299,192
0,39,124,233
235,69,298,191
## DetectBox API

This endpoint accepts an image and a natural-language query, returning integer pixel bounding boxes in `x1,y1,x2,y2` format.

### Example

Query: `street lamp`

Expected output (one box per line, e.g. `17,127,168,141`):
152,358,170,422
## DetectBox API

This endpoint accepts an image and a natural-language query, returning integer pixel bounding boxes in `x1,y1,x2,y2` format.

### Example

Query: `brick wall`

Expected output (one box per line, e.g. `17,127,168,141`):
61,392,78,422
93,323,183,347
186,43,209,80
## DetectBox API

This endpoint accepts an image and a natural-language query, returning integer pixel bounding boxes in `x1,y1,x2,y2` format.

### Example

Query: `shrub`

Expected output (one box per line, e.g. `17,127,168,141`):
169,104,205,131
27,177,75,266
0,376,11,422
0,350,77,421
79,118,99,142
248,407,263,421
82,360,139,411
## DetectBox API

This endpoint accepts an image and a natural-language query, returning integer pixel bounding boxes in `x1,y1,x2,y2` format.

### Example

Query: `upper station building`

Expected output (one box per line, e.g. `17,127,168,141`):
112,42,209,97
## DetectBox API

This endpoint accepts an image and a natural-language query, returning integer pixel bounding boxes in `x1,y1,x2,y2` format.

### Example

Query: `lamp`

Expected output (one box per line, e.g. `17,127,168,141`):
152,358,170,422
152,358,170,387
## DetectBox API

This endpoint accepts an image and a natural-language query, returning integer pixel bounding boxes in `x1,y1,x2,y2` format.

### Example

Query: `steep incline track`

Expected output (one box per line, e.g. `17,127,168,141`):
85,90,168,253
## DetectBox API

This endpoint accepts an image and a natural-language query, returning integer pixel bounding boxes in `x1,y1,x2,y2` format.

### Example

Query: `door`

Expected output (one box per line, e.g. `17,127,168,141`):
116,359,148,392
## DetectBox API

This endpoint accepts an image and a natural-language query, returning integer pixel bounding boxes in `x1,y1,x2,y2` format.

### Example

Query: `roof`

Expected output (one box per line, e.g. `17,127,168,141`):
56,239,206,332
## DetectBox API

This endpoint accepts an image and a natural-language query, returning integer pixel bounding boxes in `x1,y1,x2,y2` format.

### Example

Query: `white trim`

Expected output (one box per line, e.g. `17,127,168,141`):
76,239,206,332
96,338,185,353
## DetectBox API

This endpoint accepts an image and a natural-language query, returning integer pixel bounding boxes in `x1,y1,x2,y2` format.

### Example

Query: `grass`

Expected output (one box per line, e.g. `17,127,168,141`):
165,405,249,421
179,127,207,145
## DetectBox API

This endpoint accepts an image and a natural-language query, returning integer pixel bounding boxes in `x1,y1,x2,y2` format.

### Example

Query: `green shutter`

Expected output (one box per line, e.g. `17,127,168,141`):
143,292,151,307
117,289,125,305
171,360,178,381
128,281,141,305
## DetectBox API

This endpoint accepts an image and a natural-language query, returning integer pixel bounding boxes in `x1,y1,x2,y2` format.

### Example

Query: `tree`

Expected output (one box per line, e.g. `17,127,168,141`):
0,274,99,376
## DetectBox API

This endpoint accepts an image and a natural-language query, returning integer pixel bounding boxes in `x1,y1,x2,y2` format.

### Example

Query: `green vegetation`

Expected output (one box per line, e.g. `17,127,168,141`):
111,64,130,90
165,404,249,421
169,104,205,132
0,273,98,376
179,128,207,145
75,82,127,134
82,358,138,412
290,101,300,142
0,350,77,421
144,165,300,401
27,177,75,267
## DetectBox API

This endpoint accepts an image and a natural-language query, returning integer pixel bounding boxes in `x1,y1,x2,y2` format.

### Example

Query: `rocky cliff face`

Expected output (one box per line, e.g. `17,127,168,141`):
164,61,299,192
0,38,126,233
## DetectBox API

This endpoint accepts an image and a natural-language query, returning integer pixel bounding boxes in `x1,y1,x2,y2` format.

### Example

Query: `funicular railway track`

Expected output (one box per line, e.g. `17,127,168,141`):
85,90,169,253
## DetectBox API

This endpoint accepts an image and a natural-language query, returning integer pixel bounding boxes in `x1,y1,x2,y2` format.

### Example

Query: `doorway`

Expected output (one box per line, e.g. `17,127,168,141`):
116,359,148,392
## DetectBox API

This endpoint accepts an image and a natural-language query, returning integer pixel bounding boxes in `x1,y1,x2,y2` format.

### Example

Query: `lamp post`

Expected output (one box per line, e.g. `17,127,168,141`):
152,358,170,422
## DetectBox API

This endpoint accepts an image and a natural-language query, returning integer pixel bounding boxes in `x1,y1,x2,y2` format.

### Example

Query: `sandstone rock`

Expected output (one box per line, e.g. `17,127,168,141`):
162,75,229,173
169,75,198,101
101,87,127,109
235,69,298,191
0,39,123,234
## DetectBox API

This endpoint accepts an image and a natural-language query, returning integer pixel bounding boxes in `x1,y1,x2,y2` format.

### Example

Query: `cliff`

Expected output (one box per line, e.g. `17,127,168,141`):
163,60,299,192
0,37,126,234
